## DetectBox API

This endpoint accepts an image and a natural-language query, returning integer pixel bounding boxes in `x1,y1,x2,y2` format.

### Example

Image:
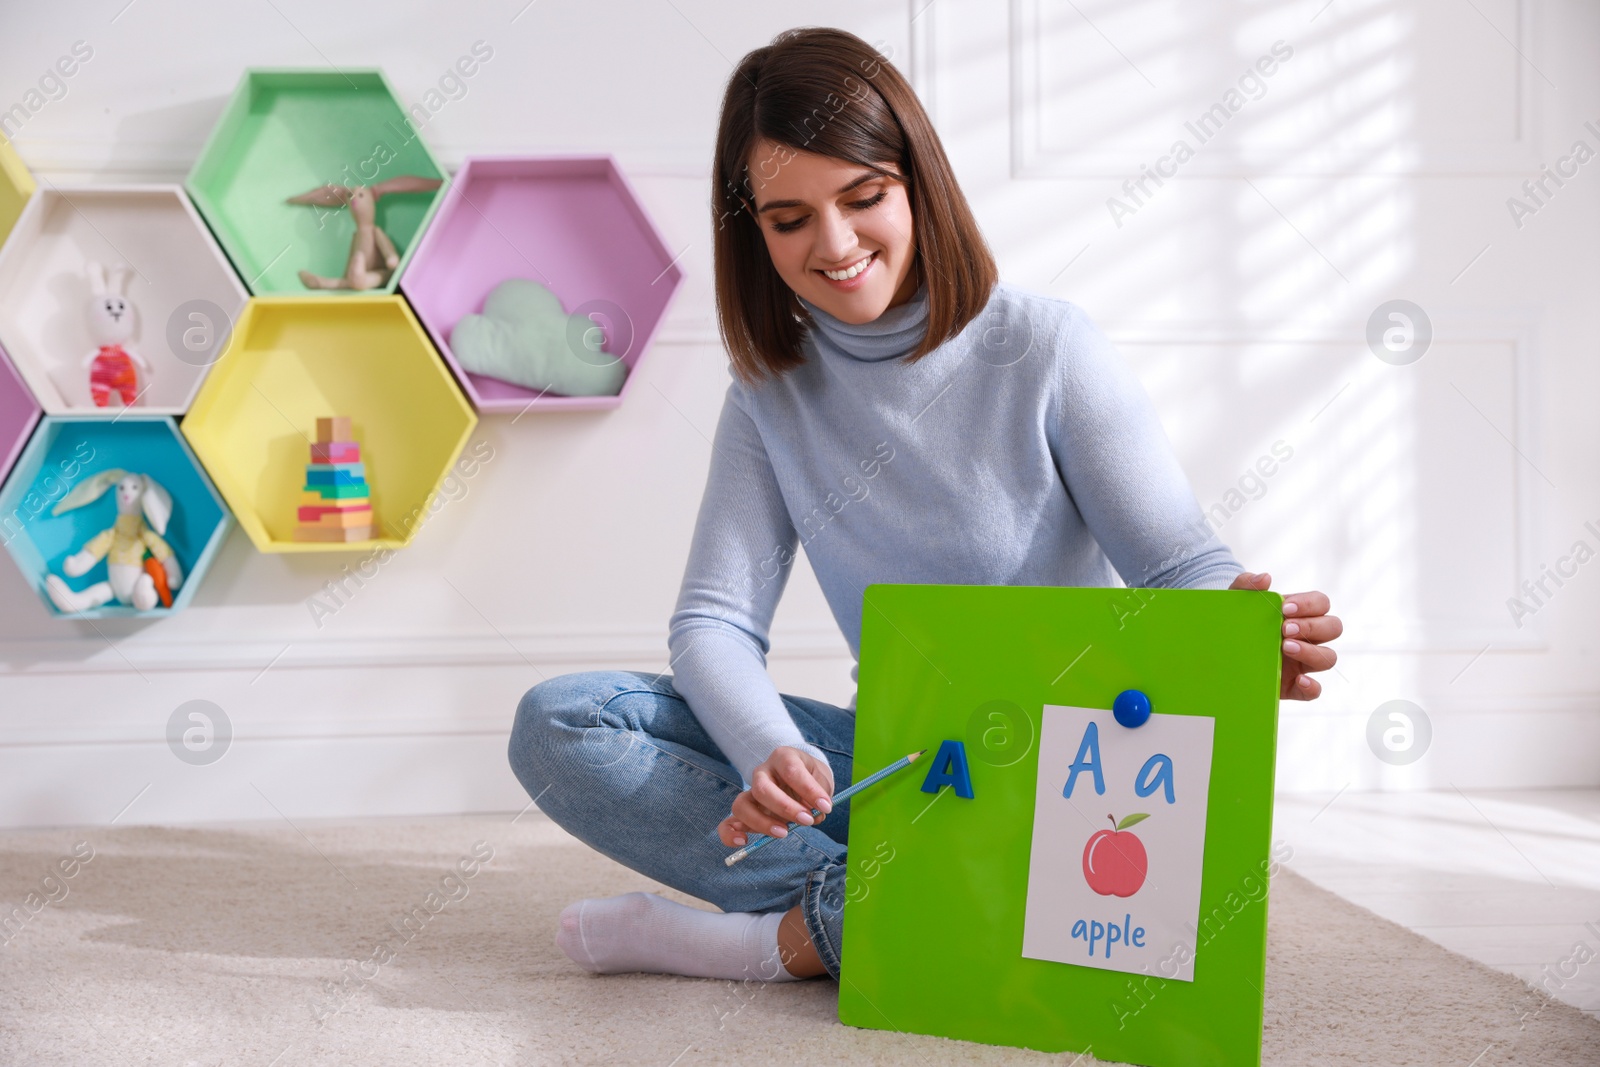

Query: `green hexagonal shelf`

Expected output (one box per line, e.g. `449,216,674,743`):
185,69,447,297
181,295,477,553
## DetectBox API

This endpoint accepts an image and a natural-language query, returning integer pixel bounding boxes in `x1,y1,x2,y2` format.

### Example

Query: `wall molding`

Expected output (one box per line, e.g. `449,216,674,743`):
1106,315,1546,654
0,623,853,675
1009,0,1544,178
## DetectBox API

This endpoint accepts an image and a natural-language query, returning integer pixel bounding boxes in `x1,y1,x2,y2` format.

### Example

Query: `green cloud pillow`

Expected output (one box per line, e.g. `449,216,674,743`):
450,278,626,397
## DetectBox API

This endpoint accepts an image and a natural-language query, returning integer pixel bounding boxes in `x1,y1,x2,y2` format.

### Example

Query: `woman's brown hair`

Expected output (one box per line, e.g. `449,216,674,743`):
713,27,998,386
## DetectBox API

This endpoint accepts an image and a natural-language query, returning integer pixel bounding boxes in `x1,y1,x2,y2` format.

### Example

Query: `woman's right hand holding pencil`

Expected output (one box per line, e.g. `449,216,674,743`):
718,746,836,848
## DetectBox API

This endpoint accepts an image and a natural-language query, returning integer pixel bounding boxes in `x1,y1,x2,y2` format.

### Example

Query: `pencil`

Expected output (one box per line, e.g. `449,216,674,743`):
723,748,927,867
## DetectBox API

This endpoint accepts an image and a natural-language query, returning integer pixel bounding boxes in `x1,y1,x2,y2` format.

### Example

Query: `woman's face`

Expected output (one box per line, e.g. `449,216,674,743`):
744,137,919,325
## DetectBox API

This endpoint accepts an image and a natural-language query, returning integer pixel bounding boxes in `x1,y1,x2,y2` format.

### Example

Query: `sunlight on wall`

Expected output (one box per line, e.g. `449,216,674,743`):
996,0,1531,791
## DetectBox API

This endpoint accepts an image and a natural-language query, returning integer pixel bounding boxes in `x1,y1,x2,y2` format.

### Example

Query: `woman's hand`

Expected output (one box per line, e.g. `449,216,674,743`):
717,746,836,848
1230,570,1341,701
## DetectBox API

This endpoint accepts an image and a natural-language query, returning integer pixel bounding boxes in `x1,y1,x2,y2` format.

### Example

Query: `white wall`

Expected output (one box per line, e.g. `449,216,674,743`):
0,0,1595,829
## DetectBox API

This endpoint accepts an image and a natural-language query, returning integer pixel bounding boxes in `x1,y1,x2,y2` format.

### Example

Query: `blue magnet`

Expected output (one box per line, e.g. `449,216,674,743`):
1113,689,1151,728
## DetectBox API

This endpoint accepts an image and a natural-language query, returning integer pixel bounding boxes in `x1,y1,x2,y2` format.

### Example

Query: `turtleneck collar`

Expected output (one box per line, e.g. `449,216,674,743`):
797,279,930,363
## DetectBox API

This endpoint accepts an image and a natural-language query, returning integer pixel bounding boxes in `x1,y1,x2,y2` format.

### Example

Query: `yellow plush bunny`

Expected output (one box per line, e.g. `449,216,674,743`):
43,468,184,613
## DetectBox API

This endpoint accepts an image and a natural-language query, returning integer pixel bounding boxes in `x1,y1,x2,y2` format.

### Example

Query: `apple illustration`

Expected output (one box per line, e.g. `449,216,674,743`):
1082,813,1149,897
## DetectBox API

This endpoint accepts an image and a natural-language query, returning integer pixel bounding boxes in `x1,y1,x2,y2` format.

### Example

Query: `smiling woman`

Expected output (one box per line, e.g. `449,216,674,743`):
507,23,1339,995
709,28,997,380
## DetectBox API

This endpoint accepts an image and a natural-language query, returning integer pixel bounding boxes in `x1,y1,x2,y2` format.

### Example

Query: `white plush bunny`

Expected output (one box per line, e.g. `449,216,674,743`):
44,469,185,614
80,260,151,408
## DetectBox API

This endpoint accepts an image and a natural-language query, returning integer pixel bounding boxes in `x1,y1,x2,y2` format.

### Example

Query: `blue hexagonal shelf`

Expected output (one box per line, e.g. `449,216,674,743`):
0,415,231,618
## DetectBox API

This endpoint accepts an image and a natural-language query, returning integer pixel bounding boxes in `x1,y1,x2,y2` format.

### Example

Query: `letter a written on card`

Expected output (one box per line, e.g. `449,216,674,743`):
1021,704,1215,981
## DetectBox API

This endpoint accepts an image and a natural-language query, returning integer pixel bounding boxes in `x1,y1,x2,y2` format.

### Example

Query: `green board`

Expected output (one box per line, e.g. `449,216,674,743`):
838,584,1282,1066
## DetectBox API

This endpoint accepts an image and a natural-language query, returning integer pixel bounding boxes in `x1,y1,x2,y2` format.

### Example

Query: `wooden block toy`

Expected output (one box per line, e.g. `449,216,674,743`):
293,523,372,542
308,508,368,524
310,442,361,464
178,296,478,553
292,415,375,543
300,486,369,502
316,416,352,442
297,509,372,528
306,466,367,486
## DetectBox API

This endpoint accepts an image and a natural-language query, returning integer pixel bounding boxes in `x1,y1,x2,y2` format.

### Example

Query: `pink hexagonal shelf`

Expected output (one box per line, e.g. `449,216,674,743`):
0,185,248,416
400,155,683,413
0,340,42,488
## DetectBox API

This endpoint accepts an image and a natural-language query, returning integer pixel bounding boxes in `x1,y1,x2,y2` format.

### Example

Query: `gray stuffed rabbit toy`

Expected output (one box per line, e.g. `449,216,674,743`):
286,176,443,290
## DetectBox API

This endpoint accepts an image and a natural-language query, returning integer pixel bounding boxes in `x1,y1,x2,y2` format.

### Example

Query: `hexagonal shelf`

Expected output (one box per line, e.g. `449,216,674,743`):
181,295,477,553
0,415,231,619
186,69,447,297
0,184,248,416
0,135,34,252
400,155,683,413
0,340,41,490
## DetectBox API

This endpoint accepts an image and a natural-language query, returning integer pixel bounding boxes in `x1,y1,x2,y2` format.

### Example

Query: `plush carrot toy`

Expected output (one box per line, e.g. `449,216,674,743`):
143,555,173,608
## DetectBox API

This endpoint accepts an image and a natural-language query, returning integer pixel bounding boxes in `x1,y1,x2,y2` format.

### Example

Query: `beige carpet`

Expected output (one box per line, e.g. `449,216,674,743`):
0,814,1594,1066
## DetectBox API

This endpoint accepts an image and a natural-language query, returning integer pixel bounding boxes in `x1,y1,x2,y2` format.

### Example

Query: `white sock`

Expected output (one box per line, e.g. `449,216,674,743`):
556,891,803,982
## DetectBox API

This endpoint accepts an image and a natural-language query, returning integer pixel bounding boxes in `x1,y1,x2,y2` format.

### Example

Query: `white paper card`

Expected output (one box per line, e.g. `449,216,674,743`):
1021,703,1215,981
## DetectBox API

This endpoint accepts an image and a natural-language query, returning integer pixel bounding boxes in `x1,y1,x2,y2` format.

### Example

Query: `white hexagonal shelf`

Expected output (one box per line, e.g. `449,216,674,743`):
0,184,248,416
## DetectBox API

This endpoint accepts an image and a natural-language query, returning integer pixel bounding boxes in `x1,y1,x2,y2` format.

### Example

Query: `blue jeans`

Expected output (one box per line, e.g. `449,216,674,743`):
507,670,857,979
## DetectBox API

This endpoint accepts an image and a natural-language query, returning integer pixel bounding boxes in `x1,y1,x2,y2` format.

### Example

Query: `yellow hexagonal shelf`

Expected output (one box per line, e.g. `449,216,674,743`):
0,135,34,251
181,295,477,552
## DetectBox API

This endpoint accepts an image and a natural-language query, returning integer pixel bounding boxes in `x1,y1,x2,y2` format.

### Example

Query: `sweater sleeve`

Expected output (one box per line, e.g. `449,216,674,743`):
667,382,830,786
1048,304,1245,591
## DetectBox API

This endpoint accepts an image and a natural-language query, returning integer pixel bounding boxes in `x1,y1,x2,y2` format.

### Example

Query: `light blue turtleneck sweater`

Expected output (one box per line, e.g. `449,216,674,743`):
666,280,1243,783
